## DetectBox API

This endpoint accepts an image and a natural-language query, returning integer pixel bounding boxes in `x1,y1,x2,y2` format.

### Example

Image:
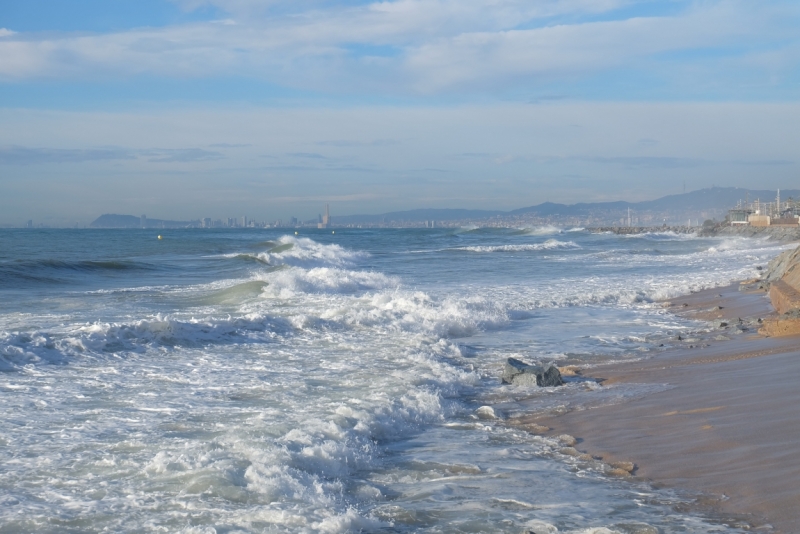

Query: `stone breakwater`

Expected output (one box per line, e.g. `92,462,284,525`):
707,225,800,240
591,225,800,241
590,226,697,235
758,243,800,336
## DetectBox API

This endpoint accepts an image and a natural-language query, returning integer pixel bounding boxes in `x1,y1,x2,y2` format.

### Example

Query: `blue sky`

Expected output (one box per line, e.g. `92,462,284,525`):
1,0,799,224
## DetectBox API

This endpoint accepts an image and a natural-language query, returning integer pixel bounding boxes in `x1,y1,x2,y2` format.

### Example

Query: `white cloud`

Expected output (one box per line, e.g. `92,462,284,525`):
403,3,760,91
0,28,16,38
0,0,796,95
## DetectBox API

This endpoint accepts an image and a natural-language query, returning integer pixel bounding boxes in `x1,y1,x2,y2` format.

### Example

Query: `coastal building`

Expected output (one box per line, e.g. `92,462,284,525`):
748,213,771,227
728,208,750,225
771,217,800,226
727,190,800,227
318,204,331,229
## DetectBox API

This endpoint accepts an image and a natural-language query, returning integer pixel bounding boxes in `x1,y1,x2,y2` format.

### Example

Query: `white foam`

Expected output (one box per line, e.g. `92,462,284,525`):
621,230,699,240
255,235,368,268
258,267,395,298
454,239,580,253
518,225,563,235
0,232,770,533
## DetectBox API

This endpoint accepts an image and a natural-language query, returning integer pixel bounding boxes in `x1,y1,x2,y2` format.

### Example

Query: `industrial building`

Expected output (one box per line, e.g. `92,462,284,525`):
727,190,800,227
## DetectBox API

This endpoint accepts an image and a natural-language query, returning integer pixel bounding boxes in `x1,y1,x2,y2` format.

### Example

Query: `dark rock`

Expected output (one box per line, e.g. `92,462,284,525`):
502,358,564,387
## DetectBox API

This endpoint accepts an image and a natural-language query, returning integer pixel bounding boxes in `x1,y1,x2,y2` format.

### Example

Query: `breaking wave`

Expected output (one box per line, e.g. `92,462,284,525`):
452,239,580,253
0,230,781,533
515,225,563,236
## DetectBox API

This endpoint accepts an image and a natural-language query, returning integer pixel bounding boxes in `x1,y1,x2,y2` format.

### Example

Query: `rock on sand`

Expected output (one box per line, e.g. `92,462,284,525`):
502,357,564,387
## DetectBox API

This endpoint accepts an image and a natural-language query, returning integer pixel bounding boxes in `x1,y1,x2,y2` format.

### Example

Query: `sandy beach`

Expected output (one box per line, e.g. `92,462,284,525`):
521,280,800,532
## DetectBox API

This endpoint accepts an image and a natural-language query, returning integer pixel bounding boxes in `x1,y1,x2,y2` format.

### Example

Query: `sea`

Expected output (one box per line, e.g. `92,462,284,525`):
0,227,788,534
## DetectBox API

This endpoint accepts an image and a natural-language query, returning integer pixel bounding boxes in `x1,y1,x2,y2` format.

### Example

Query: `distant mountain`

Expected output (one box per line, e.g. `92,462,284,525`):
337,187,798,223
90,214,195,228
638,187,799,212
334,208,504,224
90,187,798,228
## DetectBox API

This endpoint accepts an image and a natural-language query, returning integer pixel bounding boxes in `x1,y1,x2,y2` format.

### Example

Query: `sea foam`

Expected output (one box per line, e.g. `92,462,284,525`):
0,230,772,533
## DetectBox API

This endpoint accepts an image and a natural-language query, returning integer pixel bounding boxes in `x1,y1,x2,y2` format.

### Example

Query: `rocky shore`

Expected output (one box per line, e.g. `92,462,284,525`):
756,244,800,336
591,224,800,241
590,225,697,235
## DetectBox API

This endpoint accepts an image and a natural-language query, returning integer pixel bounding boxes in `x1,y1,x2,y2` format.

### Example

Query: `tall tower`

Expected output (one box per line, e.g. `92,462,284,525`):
318,204,331,228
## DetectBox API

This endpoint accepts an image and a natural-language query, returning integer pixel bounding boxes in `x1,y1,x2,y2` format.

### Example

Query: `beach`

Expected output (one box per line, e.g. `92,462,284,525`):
525,276,800,532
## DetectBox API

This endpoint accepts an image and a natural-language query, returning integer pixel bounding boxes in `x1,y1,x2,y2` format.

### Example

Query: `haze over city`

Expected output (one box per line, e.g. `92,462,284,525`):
1,0,799,226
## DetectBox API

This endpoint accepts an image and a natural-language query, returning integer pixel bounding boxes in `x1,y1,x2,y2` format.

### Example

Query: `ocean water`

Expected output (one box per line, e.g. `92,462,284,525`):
0,227,787,533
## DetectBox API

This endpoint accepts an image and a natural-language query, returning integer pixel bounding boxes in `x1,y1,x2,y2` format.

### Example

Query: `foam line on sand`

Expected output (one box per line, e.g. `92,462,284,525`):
519,283,800,532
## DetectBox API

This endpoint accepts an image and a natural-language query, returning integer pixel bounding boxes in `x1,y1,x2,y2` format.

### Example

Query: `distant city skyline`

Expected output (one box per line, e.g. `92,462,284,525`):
1,1,799,225
10,186,793,229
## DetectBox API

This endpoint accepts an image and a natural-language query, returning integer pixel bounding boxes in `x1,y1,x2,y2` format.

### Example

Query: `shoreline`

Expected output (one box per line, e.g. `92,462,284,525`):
591,224,800,241
517,278,800,532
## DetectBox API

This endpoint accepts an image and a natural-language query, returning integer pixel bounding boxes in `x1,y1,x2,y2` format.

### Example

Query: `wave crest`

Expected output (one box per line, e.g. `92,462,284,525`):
256,236,368,268
515,225,562,236
453,239,580,253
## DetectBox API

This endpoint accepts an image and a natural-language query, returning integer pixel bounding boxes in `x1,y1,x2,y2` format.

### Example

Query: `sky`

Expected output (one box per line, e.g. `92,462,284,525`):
1,0,799,225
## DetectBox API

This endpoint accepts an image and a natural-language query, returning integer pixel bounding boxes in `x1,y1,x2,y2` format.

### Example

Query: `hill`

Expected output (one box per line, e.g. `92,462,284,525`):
336,187,797,224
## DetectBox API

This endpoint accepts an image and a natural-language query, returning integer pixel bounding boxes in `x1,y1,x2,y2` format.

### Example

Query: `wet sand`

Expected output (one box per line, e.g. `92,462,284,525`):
524,284,800,532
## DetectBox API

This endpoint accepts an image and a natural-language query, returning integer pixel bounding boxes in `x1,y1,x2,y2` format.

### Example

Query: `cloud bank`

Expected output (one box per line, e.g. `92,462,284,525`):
1,102,798,224
0,146,223,165
0,1,797,97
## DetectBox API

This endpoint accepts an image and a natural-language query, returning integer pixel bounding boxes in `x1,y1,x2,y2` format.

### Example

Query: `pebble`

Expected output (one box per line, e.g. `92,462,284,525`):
556,434,577,446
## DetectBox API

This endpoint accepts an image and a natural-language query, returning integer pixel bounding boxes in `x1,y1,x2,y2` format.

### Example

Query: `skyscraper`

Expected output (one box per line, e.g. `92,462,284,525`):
318,204,331,229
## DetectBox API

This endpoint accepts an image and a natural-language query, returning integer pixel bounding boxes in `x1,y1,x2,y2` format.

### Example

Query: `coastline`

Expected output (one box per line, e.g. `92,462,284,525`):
591,224,800,241
517,265,800,531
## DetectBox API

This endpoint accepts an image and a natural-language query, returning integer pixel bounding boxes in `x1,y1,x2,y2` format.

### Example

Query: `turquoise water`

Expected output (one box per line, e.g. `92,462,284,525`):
0,227,785,533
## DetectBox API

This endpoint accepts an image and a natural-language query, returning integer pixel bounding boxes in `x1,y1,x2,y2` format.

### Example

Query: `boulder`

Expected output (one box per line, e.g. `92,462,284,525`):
502,357,564,387
764,247,800,284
